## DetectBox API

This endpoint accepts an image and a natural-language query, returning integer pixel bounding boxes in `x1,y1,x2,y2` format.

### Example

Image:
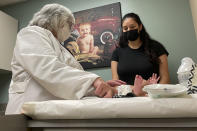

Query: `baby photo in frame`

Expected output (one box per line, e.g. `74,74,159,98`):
63,2,122,69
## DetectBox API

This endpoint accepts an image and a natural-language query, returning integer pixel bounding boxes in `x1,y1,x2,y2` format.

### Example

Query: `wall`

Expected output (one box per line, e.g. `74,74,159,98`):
190,0,197,40
0,0,197,102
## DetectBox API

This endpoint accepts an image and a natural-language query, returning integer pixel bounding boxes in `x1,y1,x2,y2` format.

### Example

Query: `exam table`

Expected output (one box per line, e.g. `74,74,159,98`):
1,95,197,131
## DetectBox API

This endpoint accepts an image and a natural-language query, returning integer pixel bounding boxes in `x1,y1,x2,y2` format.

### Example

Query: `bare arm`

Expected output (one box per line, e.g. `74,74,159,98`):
76,38,82,51
89,35,94,53
111,61,119,80
158,54,170,84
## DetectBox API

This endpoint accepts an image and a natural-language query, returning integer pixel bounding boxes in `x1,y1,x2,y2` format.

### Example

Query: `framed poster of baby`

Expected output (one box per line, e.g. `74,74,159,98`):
63,2,122,69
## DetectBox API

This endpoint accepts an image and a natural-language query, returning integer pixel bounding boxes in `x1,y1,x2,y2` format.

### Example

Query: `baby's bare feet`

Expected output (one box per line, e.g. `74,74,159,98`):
134,75,143,89
133,75,146,96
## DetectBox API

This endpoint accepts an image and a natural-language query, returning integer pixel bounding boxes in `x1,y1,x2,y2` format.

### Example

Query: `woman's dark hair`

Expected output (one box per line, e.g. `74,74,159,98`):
119,13,160,73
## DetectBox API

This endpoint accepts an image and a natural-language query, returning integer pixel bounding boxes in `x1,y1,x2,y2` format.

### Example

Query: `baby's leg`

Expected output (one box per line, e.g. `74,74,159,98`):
133,75,147,96
91,46,99,55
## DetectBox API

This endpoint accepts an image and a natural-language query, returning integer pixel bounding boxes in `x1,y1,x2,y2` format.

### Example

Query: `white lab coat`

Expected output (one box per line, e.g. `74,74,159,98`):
5,26,99,114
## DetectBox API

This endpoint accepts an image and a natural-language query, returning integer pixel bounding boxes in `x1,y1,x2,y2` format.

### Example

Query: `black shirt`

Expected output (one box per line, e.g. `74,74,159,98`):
111,41,168,85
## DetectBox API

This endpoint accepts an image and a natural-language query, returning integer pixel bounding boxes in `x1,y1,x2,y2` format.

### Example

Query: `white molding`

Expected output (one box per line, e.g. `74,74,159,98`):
190,0,197,40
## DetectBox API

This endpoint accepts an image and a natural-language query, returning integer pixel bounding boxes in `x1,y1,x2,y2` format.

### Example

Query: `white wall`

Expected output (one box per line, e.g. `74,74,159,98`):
190,0,197,40
1,0,197,84
0,11,18,71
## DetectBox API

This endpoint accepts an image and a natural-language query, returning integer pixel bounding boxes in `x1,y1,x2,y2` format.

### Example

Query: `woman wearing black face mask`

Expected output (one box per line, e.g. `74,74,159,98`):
111,13,170,96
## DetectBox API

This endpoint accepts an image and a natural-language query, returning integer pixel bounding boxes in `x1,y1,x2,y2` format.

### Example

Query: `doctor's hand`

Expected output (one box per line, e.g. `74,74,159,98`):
93,78,117,98
106,79,126,87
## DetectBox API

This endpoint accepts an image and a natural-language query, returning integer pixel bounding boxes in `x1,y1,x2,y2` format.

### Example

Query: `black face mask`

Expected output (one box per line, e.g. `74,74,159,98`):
123,29,139,41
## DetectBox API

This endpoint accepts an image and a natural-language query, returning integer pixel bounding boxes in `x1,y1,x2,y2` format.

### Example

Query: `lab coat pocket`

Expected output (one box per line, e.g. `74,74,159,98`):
9,82,27,94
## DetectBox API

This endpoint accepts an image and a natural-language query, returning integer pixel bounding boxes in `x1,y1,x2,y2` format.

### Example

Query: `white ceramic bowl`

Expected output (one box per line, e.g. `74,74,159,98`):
143,84,188,98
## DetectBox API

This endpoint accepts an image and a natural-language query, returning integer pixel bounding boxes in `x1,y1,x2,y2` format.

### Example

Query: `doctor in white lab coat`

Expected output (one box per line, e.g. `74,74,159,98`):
5,3,125,114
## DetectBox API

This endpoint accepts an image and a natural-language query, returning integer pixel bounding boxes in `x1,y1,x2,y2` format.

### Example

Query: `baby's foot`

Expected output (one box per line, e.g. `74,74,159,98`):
133,75,146,96
134,75,143,89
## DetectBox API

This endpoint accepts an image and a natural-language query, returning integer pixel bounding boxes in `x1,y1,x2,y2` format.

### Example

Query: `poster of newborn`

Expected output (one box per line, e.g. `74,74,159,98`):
63,2,121,69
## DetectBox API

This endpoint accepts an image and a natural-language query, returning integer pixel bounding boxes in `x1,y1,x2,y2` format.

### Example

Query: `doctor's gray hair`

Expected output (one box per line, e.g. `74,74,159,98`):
28,3,75,33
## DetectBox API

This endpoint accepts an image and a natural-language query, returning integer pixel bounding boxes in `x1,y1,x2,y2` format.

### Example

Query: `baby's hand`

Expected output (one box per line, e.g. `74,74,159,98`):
148,73,160,84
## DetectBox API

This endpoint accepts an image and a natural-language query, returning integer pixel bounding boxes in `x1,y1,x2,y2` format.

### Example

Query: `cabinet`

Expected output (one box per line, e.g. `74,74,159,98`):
0,11,18,71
